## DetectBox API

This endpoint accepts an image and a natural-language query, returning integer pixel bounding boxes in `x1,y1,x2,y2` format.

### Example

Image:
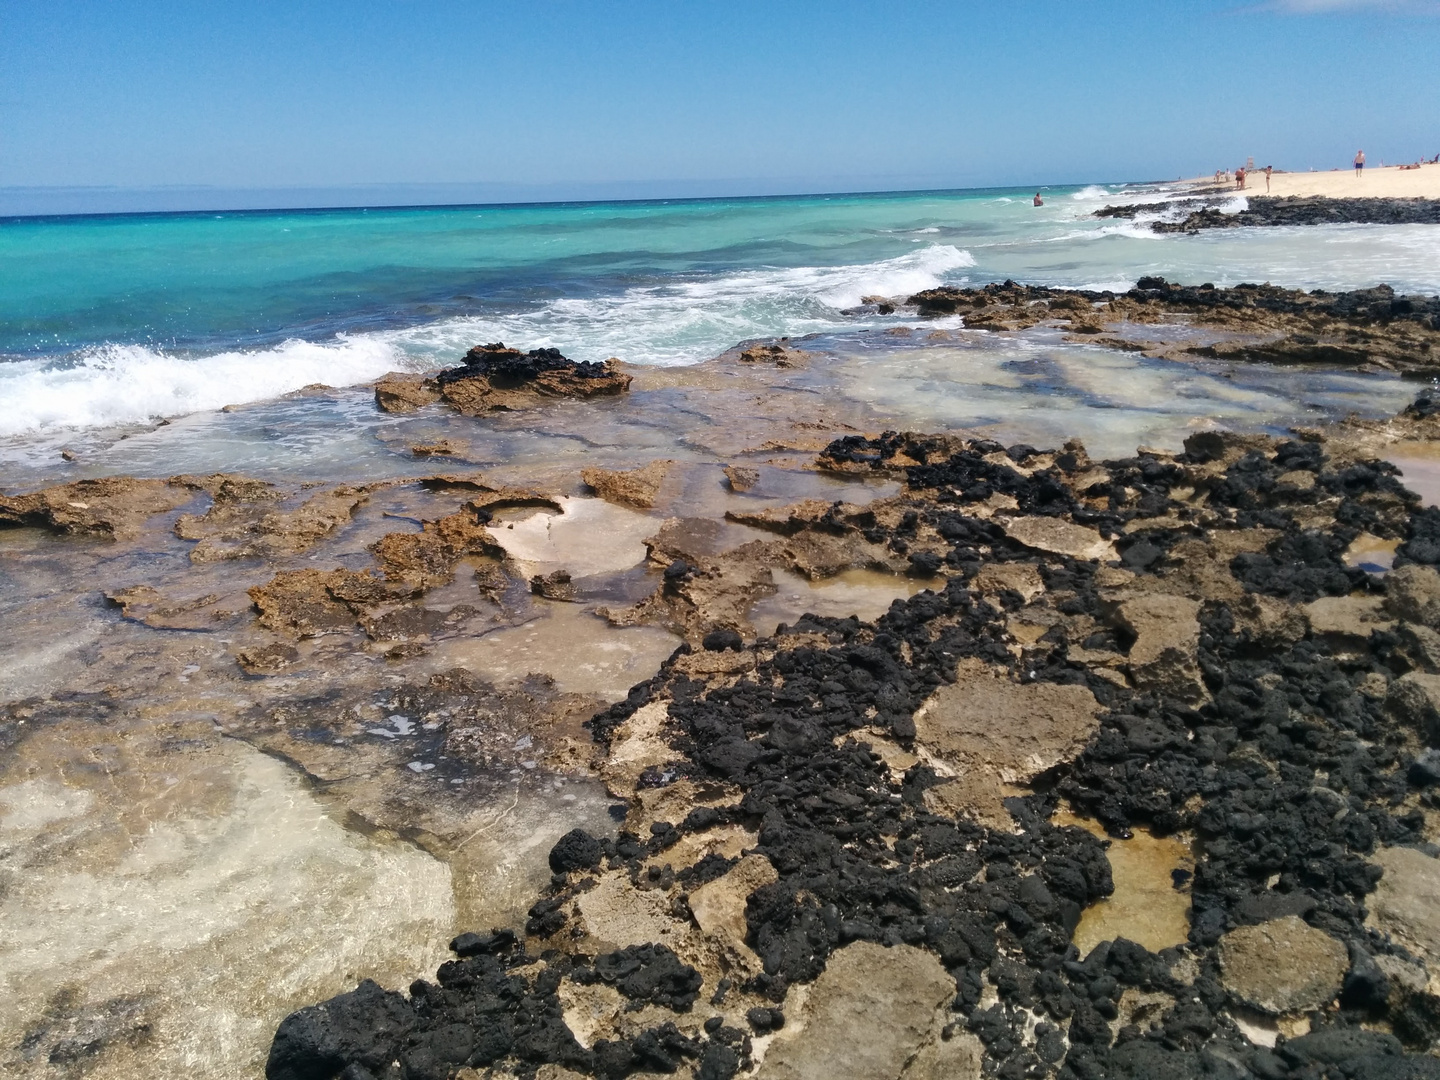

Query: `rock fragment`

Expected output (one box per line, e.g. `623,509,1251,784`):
1001,515,1116,561
437,344,631,414
722,465,759,492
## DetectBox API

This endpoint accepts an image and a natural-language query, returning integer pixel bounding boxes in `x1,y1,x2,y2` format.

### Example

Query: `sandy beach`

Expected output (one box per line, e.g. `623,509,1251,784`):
1188,160,1440,199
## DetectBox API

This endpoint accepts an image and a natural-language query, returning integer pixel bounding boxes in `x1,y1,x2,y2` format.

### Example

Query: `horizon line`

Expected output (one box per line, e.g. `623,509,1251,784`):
0,177,1171,223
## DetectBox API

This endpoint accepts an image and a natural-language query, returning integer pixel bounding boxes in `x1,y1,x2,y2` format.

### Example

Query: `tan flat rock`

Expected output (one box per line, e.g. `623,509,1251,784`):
756,942,956,1080
1001,516,1116,561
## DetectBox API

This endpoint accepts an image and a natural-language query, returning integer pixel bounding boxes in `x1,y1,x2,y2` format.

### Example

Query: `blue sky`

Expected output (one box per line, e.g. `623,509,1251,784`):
2,0,1438,211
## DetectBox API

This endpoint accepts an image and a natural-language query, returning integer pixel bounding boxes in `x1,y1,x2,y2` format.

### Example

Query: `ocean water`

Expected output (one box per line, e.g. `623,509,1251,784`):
2,182,1439,454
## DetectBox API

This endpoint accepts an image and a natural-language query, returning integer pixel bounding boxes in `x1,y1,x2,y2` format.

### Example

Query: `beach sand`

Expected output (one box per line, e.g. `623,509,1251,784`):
1190,160,1440,199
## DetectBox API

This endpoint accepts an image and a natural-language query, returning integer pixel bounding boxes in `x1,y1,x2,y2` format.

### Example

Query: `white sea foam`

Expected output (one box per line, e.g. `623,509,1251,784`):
1070,185,1114,202
0,245,976,438
0,336,418,440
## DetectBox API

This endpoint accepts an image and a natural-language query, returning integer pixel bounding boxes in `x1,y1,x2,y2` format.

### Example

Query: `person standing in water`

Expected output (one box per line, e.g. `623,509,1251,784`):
1033,192,1044,206
1355,150,1365,175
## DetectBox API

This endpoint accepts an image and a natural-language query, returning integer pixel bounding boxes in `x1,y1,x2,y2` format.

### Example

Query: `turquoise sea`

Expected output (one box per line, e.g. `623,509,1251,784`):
2,182,1439,451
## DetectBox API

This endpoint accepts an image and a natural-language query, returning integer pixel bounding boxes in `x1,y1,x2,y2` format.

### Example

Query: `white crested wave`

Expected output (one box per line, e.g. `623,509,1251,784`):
0,245,975,439
1070,185,1114,202
0,337,417,441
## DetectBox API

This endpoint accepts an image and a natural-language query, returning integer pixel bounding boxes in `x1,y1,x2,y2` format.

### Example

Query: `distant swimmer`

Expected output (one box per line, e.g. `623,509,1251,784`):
1355,150,1365,175
1033,192,1044,206
1264,165,1272,192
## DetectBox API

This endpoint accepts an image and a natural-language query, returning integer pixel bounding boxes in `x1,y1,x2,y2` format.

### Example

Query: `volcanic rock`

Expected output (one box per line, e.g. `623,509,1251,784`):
435,344,631,414
265,978,415,1080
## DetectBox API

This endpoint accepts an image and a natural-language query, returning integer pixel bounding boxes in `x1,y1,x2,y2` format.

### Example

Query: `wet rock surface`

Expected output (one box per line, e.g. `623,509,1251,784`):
263,396,1440,1079
903,278,1440,375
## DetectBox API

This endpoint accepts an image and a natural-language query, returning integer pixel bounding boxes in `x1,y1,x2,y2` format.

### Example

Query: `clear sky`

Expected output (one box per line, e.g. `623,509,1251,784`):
2,0,1438,212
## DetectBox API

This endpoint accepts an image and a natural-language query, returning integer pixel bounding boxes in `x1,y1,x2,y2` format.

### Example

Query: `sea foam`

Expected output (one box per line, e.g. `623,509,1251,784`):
0,245,975,438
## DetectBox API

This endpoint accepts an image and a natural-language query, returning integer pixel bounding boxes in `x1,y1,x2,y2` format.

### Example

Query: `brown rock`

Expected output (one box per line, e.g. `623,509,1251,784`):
530,570,578,602
235,642,301,673
723,465,760,492
1111,593,1208,704
756,942,955,1080
581,460,675,509
1367,846,1440,961
410,440,459,457
1303,594,1395,644
370,507,503,588
0,476,196,540
374,372,440,413
1218,916,1348,1015
1386,671,1440,744
912,658,1101,818
974,562,1044,602
687,854,777,969
105,586,228,631
434,346,631,415
248,569,362,637
178,484,371,563
735,342,808,367
1386,564,1440,628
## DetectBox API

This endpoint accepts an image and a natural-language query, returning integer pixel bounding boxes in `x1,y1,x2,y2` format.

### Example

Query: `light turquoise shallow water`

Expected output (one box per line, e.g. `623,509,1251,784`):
1,182,1438,447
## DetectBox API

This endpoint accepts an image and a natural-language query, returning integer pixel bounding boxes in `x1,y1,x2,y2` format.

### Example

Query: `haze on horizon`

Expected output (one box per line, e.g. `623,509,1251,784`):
2,0,1439,216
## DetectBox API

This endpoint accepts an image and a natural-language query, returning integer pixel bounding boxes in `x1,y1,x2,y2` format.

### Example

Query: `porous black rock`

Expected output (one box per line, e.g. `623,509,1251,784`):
266,979,415,1080
548,827,604,873
437,342,611,385
702,628,743,652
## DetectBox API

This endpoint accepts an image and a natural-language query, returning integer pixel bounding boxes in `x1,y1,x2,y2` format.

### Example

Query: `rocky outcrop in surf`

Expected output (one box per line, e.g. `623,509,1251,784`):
906,278,1440,374
1096,195,1440,232
375,344,632,415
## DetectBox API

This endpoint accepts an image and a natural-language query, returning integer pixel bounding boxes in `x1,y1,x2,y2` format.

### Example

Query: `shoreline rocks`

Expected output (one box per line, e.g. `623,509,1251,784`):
1102,195,1440,233
905,278,1440,375
374,344,632,416
262,396,1440,1080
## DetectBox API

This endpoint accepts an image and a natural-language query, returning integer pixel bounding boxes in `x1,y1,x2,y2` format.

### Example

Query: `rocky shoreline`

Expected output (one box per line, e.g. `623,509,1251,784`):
903,278,1440,376
255,399,1440,1080
8,289,1440,1080
1096,196,1440,234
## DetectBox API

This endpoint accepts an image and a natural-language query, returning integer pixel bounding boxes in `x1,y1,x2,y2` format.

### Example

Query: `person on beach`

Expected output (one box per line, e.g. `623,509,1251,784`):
1265,165,1272,192
1235,167,1246,190
1355,150,1365,175
1033,192,1044,206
